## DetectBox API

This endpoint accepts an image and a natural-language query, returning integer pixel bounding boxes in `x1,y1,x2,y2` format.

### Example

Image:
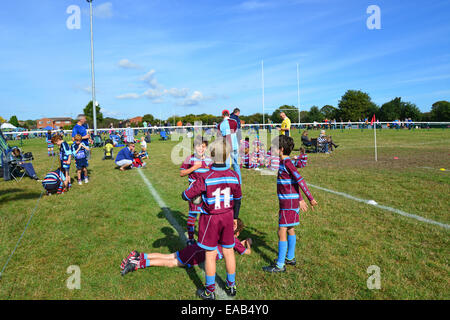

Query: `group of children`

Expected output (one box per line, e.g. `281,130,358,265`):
120,133,317,300
42,134,90,195
241,136,308,172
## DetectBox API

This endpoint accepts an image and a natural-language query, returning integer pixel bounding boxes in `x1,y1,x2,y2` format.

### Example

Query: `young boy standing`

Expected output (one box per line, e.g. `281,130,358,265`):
46,130,55,157
52,134,72,190
71,134,90,185
182,138,242,300
180,136,212,245
263,135,317,273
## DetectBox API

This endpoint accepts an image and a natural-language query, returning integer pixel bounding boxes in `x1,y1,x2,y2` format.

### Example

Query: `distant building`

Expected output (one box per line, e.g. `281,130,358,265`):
129,116,143,125
36,117,73,129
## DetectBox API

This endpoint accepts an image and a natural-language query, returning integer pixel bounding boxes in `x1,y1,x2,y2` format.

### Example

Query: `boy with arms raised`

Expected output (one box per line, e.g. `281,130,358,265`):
182,138,242,300
180,136,212,245
263,135,317,273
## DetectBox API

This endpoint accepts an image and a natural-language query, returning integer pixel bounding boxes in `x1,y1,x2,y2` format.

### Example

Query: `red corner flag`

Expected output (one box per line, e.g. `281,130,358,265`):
370,114,376,126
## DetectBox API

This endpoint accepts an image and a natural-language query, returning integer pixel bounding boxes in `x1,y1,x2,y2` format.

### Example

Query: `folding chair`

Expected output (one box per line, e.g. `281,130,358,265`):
9,159,27,182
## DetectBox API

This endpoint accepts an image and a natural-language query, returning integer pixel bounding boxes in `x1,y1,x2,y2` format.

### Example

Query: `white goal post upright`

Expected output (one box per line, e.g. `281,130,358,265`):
262,60,265,127
297,63,301,125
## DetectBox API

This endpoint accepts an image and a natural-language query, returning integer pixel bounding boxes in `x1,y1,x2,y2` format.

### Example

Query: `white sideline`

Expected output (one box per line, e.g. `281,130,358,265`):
308,184,450,230
136,169,232,300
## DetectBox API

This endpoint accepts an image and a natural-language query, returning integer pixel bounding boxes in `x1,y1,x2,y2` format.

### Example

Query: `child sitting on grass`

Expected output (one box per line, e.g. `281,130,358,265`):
120,218,251,275
263,135,317,273
71,134,90,185
132,151,147,168
103,141,114,160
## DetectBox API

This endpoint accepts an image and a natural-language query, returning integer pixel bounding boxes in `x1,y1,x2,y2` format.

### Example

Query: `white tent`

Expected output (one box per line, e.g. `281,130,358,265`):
0,123,17,129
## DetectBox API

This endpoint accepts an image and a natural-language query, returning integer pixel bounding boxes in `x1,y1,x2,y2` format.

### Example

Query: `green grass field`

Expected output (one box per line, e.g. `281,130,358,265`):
0,128,449,300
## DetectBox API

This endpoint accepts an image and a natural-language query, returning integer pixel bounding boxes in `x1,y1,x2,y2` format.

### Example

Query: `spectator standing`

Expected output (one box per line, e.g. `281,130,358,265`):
125,122,135,143
278,112,291,137
230,108,242,143
72,115,91,160
217,109,241,183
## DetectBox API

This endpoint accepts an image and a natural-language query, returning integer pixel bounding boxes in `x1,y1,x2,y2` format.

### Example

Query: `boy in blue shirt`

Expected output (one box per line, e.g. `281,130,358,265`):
52,134,72,190
71,134,90,185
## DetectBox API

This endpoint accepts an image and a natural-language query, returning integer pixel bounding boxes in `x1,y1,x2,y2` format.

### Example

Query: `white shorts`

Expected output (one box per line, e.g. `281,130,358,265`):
116,159,133,167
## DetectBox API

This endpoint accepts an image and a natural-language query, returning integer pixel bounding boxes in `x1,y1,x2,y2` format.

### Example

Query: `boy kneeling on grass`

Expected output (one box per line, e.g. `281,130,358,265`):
263,135,317,273
120,218,251,274
183,138,242,300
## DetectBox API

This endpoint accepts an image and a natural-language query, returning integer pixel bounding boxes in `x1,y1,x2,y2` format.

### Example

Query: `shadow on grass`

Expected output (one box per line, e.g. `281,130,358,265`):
240,226,278,264
0,188,42,203
153,209,204,292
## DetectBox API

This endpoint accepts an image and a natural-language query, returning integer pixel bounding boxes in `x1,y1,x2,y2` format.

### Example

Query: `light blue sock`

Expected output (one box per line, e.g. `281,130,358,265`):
287,235,296,260
276,241,288,268
227,273,236,287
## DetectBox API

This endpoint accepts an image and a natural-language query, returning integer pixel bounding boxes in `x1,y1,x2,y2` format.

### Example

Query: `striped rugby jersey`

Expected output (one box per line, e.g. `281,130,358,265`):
292,153,308,168
180,154,213,184
42,169,66,194
266,150,280,171
183,164,242,215
277,157,314,210
59,141,72,162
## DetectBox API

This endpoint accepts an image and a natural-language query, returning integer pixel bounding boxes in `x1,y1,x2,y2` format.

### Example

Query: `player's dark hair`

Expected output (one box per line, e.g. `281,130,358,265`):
277,135,295,156
235,218,245,235
193,135,208,147
245,137,249,141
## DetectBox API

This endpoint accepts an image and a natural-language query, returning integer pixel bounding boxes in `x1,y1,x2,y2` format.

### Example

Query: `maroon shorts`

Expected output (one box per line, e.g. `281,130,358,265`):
197,211,235,251
279,209,300,227
176,243,205,267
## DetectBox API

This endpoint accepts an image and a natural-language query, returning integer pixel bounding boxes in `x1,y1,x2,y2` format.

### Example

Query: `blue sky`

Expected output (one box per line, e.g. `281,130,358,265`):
0,0,449,121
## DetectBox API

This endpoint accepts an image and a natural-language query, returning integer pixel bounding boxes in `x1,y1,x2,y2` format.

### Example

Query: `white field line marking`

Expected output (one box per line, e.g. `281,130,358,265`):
137,169,231,300
308,184,450,230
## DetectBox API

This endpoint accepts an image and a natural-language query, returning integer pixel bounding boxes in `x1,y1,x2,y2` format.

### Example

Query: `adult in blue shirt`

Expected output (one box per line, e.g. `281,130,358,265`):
230,108,242,143
72,115,92,159
115,142,135,171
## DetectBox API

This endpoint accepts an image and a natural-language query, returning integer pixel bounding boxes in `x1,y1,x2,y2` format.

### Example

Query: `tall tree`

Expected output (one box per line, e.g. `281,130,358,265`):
304,106,324,122
9,115,19,127
83,100,103,124
270,105,299,123
320,105,337,119
431,100,450,121
337,90,378,121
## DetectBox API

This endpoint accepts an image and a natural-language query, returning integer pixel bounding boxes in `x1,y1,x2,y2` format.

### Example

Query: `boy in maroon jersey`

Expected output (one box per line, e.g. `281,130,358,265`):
119,219,251,274
263,135,317,273
180,136,212,245
182,138,242,300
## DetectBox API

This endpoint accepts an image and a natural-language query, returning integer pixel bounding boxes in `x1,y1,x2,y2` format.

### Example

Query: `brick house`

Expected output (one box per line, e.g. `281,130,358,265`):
36,117,73,129
129,116,143,125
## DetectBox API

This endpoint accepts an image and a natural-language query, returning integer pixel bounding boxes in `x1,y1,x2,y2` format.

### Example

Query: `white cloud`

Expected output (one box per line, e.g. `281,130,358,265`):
140,69,160,88
116,93,141,99
164,88,189,98
142,88,164,99
181,91,209,106
118,59,141,70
